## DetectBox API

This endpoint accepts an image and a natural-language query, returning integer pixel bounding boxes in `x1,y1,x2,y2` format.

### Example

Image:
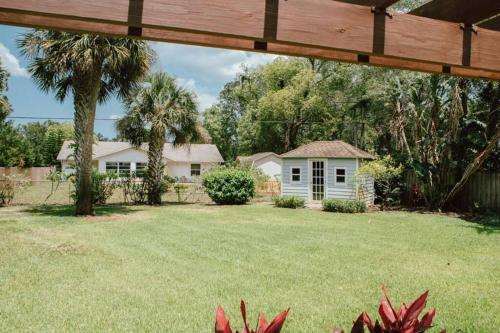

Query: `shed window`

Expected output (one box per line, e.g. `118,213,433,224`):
335,168,346,184
191,164,201,176
291,167,301,182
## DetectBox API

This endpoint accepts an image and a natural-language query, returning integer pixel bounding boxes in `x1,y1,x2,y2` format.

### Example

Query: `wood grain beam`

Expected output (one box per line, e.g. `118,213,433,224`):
410,0,500,24
0,0,499,80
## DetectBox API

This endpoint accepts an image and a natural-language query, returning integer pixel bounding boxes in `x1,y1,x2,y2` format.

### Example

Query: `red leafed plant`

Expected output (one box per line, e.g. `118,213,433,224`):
333,287,445,333
215,300,289,333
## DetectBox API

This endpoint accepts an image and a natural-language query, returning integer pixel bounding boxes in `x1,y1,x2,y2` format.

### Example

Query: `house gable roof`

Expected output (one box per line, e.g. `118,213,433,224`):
57,141,224,163
280,141,374,159
237,152,280,164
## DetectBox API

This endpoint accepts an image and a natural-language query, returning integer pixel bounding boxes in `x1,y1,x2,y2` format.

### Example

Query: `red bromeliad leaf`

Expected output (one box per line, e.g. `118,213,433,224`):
379,300,398,328
402,291,429,324
362,312,374,331
240,300,252,333
416,308,436,331
381,286,398,319
350,313,364,333
262,308,290,333
215,306,233,333
256,314,269,333
398,303,408,320
372,320,383,333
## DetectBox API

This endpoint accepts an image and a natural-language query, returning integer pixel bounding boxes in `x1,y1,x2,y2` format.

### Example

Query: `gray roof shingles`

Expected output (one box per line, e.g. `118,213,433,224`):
280,141,374,159
57,141,224,163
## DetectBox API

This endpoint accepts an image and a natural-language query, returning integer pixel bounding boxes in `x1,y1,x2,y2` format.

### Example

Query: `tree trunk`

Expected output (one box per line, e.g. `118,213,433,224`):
73,70,101,216
441,126,500,209
146,125,166,205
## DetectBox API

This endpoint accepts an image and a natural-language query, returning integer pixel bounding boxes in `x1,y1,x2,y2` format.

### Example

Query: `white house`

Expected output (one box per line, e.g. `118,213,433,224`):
280,141,375,204
57,141,224,182
237,152,282,180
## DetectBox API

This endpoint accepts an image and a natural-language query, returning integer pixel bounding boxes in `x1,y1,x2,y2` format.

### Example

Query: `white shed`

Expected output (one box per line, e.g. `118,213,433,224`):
280,141,375,205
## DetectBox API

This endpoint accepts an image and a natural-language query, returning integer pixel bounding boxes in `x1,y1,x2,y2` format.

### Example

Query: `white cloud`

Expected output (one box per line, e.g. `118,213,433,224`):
0,43,29,77
197,93,218,112
152,43,278,83
109,114,122,120
177,77,217,112
152,43,279,112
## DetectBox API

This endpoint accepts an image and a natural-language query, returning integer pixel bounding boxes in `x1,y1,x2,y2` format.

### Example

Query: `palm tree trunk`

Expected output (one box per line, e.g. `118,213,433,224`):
73,71,101,215
147,125,166,205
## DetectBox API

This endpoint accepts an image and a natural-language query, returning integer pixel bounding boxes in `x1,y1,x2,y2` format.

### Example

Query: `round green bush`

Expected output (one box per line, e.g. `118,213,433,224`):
202,168,255,205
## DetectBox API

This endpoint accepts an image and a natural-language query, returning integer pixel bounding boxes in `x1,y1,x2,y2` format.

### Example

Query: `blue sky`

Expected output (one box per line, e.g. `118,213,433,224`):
0,24,277,138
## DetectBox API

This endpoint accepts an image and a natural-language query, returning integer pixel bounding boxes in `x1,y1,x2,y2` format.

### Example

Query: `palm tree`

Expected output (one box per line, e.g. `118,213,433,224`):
117,72,201,205
18,31,154,215
0,58,12,123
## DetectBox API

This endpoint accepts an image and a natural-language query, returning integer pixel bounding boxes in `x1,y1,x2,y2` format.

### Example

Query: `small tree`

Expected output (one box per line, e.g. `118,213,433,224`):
356,156,403,210
117,72,201,205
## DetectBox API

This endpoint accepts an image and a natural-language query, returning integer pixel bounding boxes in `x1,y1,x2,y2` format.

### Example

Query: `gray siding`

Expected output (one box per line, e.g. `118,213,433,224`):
326,158,358,200
281,159,309,198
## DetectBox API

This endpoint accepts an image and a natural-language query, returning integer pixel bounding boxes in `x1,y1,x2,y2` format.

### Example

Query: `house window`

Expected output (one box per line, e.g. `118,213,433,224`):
291,167,301,182
105,162,131,176
106,162,118,173
335,168,346,184
191,164,201,177
135,163,147,177
118,162,131,176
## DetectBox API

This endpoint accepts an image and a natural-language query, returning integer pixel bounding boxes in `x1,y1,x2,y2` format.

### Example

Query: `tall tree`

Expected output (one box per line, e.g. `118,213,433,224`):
238,60,329,154
117,72,201,205
0,58,12,123
18,31,154,215
0,122,31,167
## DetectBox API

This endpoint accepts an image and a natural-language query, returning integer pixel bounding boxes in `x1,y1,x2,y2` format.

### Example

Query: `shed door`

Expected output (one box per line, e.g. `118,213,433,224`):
311,160,325,201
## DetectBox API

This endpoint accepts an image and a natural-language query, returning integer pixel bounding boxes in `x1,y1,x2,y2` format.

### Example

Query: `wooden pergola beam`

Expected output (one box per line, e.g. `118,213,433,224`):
410,0,500,24
0,0,499,80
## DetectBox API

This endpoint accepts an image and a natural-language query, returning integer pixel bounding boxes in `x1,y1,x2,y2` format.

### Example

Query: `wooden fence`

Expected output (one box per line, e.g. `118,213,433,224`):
256,181,281,196
0,167,55,182
404,171,500,211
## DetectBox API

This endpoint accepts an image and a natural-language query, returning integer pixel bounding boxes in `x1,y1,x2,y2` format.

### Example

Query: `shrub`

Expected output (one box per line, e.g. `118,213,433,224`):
173,183,189,202
122,172,148,204
322,199,367,213
0,174,29,206
273,195,305,209
202,168,255,205
92,172,120,205
356,156,403,209
333,287,445,333
215,300,289,333
70,171,120,205
122,173,174,205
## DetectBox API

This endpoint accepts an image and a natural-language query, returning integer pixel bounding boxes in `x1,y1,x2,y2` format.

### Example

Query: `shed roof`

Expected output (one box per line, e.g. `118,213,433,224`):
57,141,224,163
280,141,374,159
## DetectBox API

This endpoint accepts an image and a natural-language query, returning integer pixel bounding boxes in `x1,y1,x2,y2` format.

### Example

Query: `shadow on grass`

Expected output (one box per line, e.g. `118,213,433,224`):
24,204,141,217
461,213,500,235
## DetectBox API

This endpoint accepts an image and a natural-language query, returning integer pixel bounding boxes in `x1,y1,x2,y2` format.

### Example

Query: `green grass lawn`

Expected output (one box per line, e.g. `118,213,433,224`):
0,204,498,332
